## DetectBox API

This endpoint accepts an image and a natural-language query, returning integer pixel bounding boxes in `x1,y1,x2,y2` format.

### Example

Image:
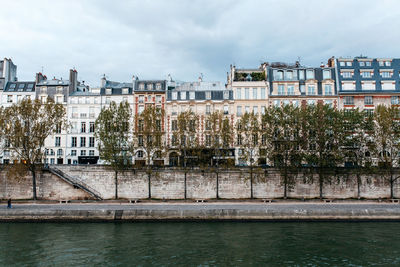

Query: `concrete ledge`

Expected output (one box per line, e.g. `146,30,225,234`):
1,203,400,221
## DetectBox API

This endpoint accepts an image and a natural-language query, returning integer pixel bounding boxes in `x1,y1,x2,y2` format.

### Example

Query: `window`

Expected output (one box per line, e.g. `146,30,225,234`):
223,90,229,100
344,96,354,105
171,120,177,131
300,85,305,93
283,100,290,106
237,106,242,116
55,137,61,147
366,61,372,66
323,70,331,80
261,88,266,99
181,91,186,100
71,150,77,156
342,82,355,90
346,61,352,66
381,71,391,78
57,149,63,157
71,137,77,147
339,61,345,66
245,88,249,99
55,123,62,134
287,85,294,95
7,95,12,103
364,96,373,105
391,96,399,105
224,105,229,114
381,81,395,90
156,83,162,90
205,91,211,100
361,71,371,78
89,122,95,133
236,88,241,99
307,85,316,95
147,84,153,90
80,137,86,147
253,106,258,114
81,122,86,133
342,71,352,78
89,137,95,147
139,83,144,90
324,84,332,95
299,70,305,80
189,91,195,100
81,150,86,156
245,106,250,114
274,100,280,107
325,100,333,108
307,100,316,106
206,105,211,114
359,61,365,67
306,69,314,79
278,85,285,95
138,105,144,114
89,150,95,156
252,88,257,99
364,109,374,117
105,88,112,95
362,82,375,90
261,106,266,115
276,70,284,80
286,71,293,80
106,97,111,104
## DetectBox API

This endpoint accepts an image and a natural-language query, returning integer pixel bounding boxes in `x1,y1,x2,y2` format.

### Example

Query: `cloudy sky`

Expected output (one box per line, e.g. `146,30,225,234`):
1,0,400,86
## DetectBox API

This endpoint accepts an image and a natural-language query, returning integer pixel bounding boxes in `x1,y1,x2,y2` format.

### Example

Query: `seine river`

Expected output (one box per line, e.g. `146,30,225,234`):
0,222,399,266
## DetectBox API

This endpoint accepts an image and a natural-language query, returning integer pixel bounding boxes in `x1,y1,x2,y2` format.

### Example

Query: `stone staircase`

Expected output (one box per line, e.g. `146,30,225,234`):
45,166,103,200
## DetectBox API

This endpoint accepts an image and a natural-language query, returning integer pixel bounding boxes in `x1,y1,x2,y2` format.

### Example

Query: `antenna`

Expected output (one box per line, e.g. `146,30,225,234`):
41,66,44,73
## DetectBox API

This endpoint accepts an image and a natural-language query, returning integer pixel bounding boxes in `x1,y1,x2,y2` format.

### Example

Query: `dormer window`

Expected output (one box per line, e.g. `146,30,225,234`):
206,91,211,100
306,69,315,80
181,91,187,100
17,83,25,91
323,69,331,80
122,88,129,94
156,83,161,90
148,83,153,90
172,92,177,100
105,88,112,95
41,87,47,94
223,90,229,100
139,83,145,90
189,91,195,100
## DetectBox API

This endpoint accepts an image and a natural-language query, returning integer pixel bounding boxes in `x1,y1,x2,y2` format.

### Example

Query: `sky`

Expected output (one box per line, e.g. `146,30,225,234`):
1,0,400,87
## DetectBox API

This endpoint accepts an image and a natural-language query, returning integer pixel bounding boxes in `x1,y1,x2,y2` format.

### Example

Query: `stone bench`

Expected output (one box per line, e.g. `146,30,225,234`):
323,199,334,203
262,199,273,203
390,199,400,203
59,200,71,204
129,199,140,204
195,199,206,203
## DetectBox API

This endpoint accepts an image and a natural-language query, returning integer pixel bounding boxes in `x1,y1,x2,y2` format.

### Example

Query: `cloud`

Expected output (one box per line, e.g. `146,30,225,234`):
0,0,400,86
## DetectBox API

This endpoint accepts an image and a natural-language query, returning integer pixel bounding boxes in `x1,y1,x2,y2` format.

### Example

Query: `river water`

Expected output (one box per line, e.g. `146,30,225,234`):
0,222,399,266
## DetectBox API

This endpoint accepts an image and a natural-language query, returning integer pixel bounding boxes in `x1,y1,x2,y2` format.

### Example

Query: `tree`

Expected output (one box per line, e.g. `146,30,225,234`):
262,105,304,199
135,105,165,199
236,111,260,199
95,101,132,199
371,105,400,199
173,110,199,199
303,103,344,199
205,111,233,199
342,108,374,198
0,98,65,200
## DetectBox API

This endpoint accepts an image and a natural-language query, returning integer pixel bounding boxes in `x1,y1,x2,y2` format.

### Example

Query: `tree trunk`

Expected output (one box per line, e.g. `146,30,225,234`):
148,171,151,199
250,167,253,199
216,171,219,199
390,173,394,199
31,169,37,200
319,169,323,200
184,171,187,199
357,172,361,199
114,170,118,199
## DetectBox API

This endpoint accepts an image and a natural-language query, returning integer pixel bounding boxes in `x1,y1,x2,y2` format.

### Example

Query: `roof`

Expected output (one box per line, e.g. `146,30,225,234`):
37,79,69,86
174,81,225,91
103,80,133,89
4,81,35,92
134,80,166,92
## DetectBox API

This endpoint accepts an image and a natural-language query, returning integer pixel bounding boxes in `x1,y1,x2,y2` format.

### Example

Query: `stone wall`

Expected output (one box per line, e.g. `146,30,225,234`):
1,166,399,200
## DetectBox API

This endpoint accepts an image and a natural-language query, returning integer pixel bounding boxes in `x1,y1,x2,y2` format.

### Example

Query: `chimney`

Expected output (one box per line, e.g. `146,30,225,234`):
35,72,45,83
101,74,107,88
69,69,78,94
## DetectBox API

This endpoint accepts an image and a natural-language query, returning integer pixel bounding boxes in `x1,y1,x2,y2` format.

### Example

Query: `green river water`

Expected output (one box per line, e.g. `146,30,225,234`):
0,222,399,266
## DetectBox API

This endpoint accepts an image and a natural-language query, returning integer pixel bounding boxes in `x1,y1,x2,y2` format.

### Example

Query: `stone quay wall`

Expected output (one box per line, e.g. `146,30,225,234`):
0,165,399,200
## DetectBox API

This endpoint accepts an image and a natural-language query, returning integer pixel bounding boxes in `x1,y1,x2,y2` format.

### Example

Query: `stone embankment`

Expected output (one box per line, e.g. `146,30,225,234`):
1,202,400,221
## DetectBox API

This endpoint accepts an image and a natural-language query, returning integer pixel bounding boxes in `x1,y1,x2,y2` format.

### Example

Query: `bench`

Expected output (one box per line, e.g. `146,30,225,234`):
129,199,140,203
59,200,71,204
323,199,334,203
262,199,273,203
195,199,206,203
391,199,400,203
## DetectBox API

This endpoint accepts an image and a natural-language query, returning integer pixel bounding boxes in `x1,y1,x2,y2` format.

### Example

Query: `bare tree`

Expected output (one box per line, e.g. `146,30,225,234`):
0,98,65,200
95,101,132,199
